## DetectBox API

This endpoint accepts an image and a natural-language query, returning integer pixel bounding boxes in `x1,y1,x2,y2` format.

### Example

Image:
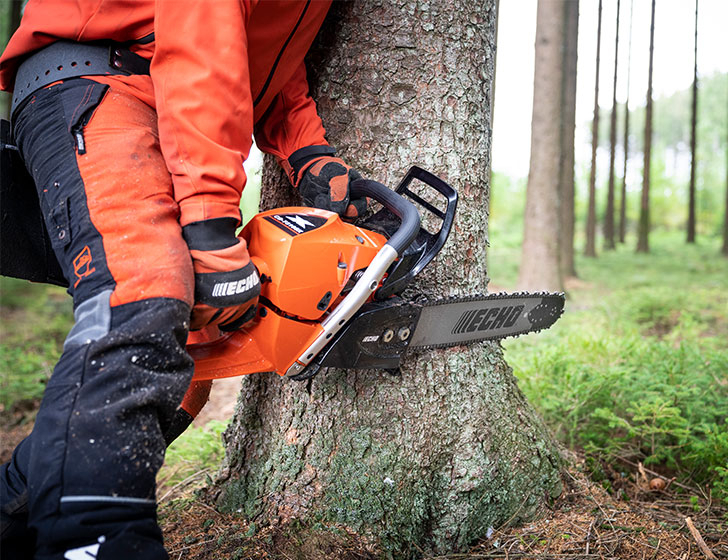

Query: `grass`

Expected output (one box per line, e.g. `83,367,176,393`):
0,277,73,413
489,232,728,503
158,420,228,502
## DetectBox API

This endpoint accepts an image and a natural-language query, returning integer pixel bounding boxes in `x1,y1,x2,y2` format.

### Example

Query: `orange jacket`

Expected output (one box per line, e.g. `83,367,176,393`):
0,0,332,227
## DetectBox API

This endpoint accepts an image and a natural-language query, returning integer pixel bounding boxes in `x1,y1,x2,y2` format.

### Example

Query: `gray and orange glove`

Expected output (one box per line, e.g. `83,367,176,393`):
182,217,260,331
286,146,368,219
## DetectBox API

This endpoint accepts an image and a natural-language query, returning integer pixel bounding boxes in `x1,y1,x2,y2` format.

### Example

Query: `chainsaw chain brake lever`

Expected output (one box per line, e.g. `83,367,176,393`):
359,166,458,300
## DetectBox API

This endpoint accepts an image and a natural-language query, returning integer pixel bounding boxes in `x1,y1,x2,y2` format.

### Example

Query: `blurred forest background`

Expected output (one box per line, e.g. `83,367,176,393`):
0,0,727,557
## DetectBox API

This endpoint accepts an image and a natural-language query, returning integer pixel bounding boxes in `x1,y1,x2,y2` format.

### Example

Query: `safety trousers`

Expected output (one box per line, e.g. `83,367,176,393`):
0,79,196,559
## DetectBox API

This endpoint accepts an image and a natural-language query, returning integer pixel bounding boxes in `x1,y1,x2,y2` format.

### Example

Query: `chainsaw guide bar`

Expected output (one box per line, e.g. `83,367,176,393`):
308,291,565,376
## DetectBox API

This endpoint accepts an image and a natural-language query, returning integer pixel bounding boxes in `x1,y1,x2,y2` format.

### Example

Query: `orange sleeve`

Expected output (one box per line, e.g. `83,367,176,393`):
151,0,254,228
254,61,329,168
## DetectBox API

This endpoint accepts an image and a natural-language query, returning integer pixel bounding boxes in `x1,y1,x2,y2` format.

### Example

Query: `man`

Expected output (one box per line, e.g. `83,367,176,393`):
0,1,365,558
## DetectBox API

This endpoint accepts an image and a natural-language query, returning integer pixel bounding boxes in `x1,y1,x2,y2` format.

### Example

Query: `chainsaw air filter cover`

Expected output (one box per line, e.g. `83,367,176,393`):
242,207,388,321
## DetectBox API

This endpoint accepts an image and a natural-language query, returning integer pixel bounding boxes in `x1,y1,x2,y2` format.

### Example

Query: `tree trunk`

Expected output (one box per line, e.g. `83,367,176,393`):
1,1,23,119
604,0,621,251
585,0,603,258
722,81,728,258
518,0,565,292
559,0,579,279
637,0,656,254
619,0,634,244
687,0,698,244
212,2,563,556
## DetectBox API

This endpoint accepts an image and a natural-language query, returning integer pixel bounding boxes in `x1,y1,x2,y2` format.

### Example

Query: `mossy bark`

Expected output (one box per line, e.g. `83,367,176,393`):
213,1,562,556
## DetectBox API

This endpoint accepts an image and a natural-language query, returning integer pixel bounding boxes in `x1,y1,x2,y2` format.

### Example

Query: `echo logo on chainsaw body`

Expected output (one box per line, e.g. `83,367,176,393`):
452,305,525,334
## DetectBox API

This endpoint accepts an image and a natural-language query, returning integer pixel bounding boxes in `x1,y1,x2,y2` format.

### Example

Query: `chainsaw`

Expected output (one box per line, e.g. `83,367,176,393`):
187,166,564,382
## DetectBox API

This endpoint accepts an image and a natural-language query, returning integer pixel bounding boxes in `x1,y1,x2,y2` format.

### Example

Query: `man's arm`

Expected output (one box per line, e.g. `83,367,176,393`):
255,62,367,218
151,0,259,330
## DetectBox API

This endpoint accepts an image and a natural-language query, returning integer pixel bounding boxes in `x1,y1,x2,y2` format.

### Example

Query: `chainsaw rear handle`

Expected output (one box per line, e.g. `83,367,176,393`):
350,178,421,256
285,178,421,378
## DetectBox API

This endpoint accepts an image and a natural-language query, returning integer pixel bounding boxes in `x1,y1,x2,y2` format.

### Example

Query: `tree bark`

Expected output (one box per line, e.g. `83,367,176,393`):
637,0,656,254
585,0,603,258
687,0,698,244
604,0,621,251
518,0,565,291
559,0,579,279
212,2,563,556
619,0,634,244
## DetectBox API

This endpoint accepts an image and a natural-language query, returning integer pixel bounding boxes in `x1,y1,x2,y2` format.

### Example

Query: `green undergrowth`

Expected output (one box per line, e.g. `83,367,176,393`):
490,233,728,504
0,277,73,413
158,420,227,498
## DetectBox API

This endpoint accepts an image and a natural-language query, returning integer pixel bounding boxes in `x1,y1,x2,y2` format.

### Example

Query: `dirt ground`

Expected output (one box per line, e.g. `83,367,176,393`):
2,387,726,559
160,451,728,560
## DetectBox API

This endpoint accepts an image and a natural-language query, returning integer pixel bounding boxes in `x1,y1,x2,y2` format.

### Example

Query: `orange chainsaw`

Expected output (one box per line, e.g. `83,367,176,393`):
187,166,564,382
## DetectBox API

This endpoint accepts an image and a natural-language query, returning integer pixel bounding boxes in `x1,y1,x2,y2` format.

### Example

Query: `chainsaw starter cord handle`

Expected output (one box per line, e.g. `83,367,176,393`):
350,178,421,256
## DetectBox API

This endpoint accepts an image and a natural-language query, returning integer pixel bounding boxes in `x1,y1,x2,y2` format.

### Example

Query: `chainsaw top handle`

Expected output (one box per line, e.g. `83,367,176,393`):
350,178,421,256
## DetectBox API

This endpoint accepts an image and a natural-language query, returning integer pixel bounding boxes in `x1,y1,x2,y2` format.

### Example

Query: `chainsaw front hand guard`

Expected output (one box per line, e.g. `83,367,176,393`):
360,166,458,299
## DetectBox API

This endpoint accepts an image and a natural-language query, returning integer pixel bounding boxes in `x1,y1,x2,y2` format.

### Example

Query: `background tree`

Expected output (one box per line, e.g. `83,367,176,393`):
559,0,579,279
1,0,23,118
619,0,634,244
585,0,603,258
518,0,568,291
687,0,699,244
637,0,656,253
604,0,621,250
211,1,562,557
723,83,728,257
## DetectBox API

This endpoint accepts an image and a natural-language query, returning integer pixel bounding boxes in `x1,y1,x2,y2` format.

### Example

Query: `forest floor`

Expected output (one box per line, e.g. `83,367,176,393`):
1,399,725,559
1,233,727,558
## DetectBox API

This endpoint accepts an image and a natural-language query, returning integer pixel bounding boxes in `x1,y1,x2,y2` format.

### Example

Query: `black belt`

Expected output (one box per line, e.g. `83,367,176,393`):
11,40,151,117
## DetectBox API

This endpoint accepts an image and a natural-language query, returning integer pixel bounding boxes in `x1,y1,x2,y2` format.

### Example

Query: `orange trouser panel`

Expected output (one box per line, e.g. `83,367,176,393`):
74,87,194,308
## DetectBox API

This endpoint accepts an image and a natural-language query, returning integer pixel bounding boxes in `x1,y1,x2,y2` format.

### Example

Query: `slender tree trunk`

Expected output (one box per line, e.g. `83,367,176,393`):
519,0,566,291
687,0,699,244
213,2,562,557
619,0,634,244
585,0,603,258
10,0,22,30
1,1,23,119
637,0,656,254
722,80,728,257
604,0,621,250
559,0,579,279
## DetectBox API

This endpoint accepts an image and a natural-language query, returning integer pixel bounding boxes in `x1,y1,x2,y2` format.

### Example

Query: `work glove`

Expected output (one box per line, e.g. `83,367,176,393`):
182,217,260,331
286,145,368,219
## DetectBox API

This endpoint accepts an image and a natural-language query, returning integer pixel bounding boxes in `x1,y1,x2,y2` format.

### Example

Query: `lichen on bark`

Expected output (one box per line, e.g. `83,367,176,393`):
212,1,563,557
